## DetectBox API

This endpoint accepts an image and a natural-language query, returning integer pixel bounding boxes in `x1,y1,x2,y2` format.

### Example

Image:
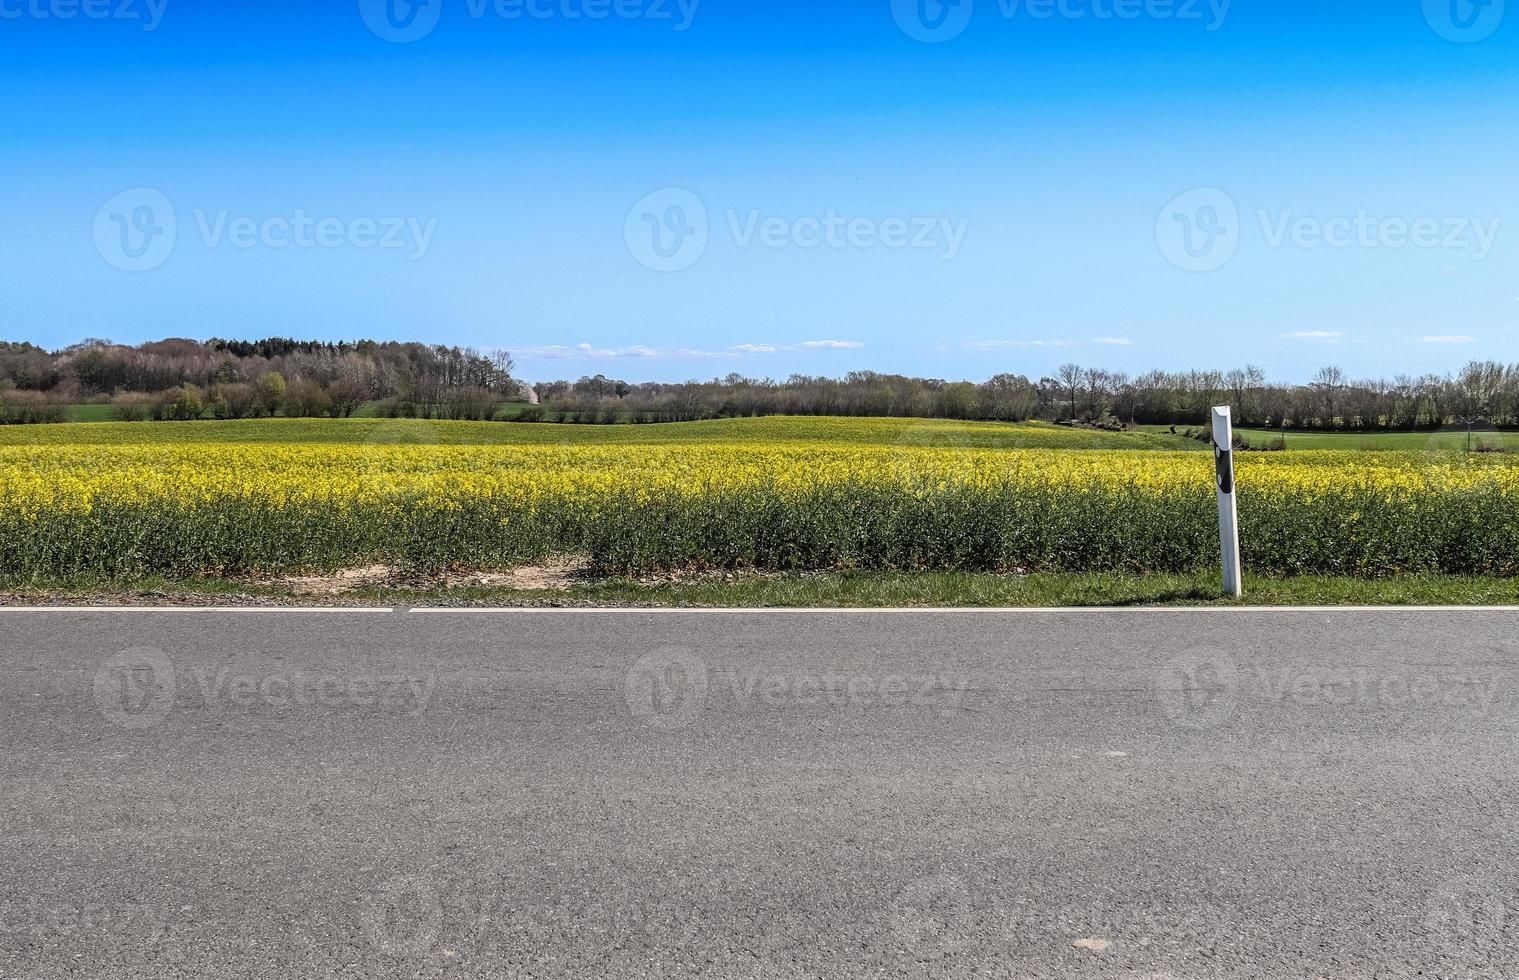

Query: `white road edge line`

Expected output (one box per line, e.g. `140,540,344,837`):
406,606,1519,614
0,607,397,614
0,605,1516,614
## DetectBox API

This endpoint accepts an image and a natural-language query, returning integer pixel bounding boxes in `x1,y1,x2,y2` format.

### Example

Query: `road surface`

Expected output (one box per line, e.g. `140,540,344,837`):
2,608,1517,978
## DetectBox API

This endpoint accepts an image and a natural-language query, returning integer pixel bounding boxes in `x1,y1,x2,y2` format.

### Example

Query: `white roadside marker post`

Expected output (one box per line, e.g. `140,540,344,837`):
1212,405,1243,598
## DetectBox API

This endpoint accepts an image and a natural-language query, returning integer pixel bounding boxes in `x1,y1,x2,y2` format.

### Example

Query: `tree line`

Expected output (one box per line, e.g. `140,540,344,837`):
6,336,1519,431
531,362,1519,431
0,338,520,423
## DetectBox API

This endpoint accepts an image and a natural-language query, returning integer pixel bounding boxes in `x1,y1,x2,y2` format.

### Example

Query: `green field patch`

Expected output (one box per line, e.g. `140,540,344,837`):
1,415,1201,450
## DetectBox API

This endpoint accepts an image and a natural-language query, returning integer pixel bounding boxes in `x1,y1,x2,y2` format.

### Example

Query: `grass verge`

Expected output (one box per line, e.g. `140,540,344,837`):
3,571,1518,607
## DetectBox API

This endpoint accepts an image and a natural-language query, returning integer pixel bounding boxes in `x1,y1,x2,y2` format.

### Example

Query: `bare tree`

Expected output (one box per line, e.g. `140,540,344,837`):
1056,364,1083,420
1311,365,1346,421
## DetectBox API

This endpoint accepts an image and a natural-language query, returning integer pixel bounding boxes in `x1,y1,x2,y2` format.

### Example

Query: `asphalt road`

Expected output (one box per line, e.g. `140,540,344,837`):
2,608,1517,979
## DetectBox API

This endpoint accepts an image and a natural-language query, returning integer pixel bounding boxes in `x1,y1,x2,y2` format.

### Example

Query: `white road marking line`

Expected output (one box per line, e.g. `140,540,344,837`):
404,605,1519,614
0,607,397,613
0,605,1515,614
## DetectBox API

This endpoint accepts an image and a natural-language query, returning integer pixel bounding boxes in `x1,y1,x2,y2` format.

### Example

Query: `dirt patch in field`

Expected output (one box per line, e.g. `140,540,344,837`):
436,562,586,591
275,561,588,595
278,565,396,595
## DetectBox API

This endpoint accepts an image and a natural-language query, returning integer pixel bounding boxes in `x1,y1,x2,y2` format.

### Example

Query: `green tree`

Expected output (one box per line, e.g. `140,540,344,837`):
256,372,287,417
171,384,205,421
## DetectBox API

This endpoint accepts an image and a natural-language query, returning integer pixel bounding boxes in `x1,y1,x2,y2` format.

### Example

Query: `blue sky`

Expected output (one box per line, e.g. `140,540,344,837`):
2,0,1516,382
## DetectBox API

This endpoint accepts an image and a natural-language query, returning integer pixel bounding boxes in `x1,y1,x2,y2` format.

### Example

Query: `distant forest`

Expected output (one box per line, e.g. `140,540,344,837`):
3,337,1519,431
532,362,1519,431
0,338,520,422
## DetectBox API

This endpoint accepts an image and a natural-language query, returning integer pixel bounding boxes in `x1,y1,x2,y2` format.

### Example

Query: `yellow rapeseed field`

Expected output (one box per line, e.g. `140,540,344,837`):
1,417,1516,578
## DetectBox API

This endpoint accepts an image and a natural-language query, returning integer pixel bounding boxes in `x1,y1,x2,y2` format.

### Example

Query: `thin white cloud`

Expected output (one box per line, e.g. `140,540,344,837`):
510,340,867,360
799,340,864,350
965,339,1074,350
1275,331,1348,341
508,343,736,361
1417,335,1477,344
508,343,619,360
1091,337,1134,346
